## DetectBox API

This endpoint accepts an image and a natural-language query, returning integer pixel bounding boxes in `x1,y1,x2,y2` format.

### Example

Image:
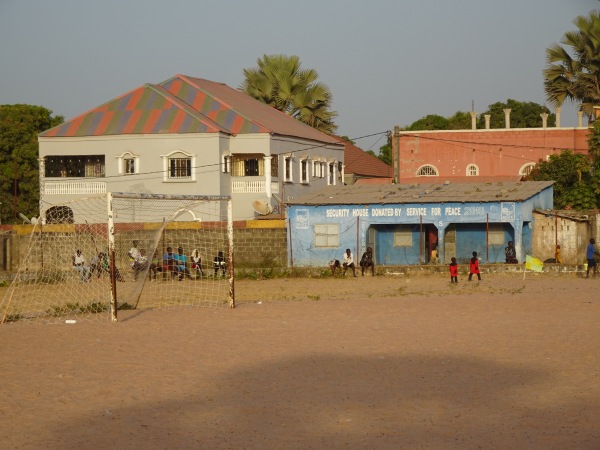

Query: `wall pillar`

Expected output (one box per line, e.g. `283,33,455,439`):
484,115,491,129
540,113,549,128
578,110,584,128
264,156,272,199
470,111,477,130
503,108,511,129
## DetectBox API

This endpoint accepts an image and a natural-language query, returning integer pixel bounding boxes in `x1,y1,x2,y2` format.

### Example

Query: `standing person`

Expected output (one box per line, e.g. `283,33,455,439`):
555,244,563,264
505,241,518,264
430,245,438,264
128,240,140,266
586,238,597,278
449,257,459,283
359,247,375,276
213,251,227,277
72,249,89,281
468,251,482,281
342,248,357,277
190,249,205,278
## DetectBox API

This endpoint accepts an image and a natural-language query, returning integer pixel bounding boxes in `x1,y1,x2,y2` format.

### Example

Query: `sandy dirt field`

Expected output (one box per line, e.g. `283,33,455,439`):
1,271,599,449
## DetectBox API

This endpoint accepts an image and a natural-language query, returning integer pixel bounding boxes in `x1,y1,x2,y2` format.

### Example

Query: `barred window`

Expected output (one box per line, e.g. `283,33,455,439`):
314,223,339,247
231,154,264,177
416,165,438,177
45,155,105,178
467,164,479,176
169,158,191,179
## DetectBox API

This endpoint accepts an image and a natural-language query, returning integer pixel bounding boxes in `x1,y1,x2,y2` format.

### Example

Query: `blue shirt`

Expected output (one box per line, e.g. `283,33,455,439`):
587,243,596,259
175,253,187,270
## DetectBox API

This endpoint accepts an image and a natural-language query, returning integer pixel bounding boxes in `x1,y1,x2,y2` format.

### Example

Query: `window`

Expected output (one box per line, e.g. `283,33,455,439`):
466,164,479,176
314,223,339,247
328,162,336,185
222,155,230,173
45,155,105,178
300,159,309,184
338,162,344,182
271,156,279,177
116,152,138,175
124,158,135,174
231,154,264,177
488,224,505,245
519,163,535,176
169,158,191,178
284,156,293,182
393,225,412,247
416,165,438,177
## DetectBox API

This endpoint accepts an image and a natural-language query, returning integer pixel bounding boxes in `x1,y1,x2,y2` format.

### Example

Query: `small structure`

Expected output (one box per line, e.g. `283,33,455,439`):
286,181,553,266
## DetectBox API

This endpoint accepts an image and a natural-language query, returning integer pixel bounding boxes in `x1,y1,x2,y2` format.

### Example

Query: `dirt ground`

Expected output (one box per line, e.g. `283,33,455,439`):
1,271,599,449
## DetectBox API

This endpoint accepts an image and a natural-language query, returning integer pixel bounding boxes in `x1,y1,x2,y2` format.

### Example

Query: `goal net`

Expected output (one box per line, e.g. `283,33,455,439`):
1,192,233,324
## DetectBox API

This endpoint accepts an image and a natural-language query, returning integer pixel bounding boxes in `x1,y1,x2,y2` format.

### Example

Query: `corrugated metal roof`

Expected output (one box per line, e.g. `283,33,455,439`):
40,74,343,145
287,181,554,205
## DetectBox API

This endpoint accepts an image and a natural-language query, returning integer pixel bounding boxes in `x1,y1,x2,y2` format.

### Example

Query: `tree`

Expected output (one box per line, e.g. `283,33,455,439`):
0,104,63,224
479,99,555,129
378,136,392,166
544,10,600,121
241,54,338,134
405,114,449,131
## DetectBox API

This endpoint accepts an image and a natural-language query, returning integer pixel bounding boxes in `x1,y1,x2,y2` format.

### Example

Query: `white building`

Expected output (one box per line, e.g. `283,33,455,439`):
38,74,344,221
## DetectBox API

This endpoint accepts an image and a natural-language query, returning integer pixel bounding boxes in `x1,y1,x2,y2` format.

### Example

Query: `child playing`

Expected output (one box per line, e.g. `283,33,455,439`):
449,257,458,283
468,251,482,281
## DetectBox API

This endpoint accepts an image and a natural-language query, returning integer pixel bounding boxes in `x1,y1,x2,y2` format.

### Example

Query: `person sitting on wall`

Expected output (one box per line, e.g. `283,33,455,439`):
359,247,375,276
505,241,518,264
342,248,357,277
213,251,227,277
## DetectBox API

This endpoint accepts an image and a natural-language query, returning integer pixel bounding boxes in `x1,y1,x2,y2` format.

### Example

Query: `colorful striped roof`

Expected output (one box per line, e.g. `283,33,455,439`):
40,74,341,144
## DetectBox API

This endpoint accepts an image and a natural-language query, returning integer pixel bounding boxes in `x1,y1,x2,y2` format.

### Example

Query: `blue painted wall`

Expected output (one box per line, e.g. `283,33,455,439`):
288,186,553,267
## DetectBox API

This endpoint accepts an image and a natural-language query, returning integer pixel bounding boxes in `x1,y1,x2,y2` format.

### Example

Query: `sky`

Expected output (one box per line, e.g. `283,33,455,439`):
1,0,598,152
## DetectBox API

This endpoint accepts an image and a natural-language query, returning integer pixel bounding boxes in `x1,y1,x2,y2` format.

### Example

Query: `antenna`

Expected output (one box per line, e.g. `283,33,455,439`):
251,200,273,215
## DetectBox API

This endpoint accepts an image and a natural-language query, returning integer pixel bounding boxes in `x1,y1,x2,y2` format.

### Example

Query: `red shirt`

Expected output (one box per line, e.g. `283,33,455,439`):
469,257,480,274
449,263,458,276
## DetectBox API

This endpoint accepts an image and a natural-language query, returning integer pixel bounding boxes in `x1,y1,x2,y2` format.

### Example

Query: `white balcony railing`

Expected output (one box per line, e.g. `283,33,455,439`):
43,181,107,195
231,180,279,194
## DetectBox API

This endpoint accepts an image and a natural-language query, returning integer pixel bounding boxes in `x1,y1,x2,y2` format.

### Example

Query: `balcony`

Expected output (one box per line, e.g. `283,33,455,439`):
231,180,279,194
43,181,107,195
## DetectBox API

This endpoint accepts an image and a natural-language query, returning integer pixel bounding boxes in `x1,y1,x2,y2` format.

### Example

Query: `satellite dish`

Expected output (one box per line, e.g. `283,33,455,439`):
252,200,273,215
18,212,32,224
31,217,39,225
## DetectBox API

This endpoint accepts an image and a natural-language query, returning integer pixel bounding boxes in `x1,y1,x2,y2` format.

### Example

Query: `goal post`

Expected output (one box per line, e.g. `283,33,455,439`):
1,192,234,324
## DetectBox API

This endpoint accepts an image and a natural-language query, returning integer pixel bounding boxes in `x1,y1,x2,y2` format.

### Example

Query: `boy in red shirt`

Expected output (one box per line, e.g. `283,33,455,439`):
449,257,458,283
468,251,482,281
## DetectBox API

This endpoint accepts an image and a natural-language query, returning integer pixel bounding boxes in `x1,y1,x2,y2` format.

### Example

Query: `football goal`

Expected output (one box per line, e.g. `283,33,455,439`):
0,192,234,324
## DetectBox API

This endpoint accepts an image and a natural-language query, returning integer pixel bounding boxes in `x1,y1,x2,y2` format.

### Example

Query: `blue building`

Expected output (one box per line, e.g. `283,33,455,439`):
286,181,554,266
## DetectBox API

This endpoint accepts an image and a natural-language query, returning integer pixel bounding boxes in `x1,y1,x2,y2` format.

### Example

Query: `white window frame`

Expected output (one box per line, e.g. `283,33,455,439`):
416,165,439,177
222,154,230,174
314,223,339,248
161,150,196,181
519,163,536,176
466,164,479,176
327,161,337,186
300,158,310,184
116,152,139,175
284,155,294,183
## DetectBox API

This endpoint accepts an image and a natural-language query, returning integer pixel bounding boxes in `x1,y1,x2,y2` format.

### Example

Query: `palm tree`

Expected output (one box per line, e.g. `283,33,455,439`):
544,11,600,121
241,54,337,134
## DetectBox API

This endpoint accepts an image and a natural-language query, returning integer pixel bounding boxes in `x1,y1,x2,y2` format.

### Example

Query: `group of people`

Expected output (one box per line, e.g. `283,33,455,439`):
72,242,228,282
448,251,482,283
329,247,375,277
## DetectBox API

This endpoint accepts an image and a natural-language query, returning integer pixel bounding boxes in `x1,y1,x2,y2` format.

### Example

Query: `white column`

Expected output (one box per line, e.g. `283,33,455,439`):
470,111,477,130
484,115,491,129
264,156,272,199
578,111,584,128
540,113,549,128
503,108,511,129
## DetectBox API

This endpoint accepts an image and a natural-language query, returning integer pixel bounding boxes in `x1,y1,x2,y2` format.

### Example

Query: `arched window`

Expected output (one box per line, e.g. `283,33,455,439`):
466,164,479,176
45,206,74,224
519,163,536,176
416,165,438,177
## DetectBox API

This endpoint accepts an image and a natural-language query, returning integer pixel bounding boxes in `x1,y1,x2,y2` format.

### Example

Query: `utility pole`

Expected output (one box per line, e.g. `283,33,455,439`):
393,126,400,183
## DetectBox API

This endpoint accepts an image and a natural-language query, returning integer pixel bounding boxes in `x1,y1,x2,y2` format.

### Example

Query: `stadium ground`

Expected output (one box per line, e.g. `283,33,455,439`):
0,272,599,449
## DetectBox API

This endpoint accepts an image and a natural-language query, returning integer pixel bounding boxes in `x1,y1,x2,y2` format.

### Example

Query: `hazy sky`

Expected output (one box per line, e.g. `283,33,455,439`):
1,0,597,151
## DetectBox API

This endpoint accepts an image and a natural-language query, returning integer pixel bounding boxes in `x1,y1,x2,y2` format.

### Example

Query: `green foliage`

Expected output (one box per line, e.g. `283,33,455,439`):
479,99,554,129
0,104,64,224
405,114,449,131
544,10,600,120
378,138,392,165
447,111,472,130
241,54,337,134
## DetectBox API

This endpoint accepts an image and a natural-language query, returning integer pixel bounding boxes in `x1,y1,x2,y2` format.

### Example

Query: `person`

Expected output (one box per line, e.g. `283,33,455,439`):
359,247,375,276
148,250,163,281
88,251,108,280
430,245,438,264
586,238,598,278
128,240,140,266
72,249,89,281
329,259,341,274
175,247,192,281
163,246,178,279
132,249,149,281
449,257,459,283
555,244,562,264
213,251,227,277
468,251,481,281
342,248,357,277
505,241,518,264
190,249,205,277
